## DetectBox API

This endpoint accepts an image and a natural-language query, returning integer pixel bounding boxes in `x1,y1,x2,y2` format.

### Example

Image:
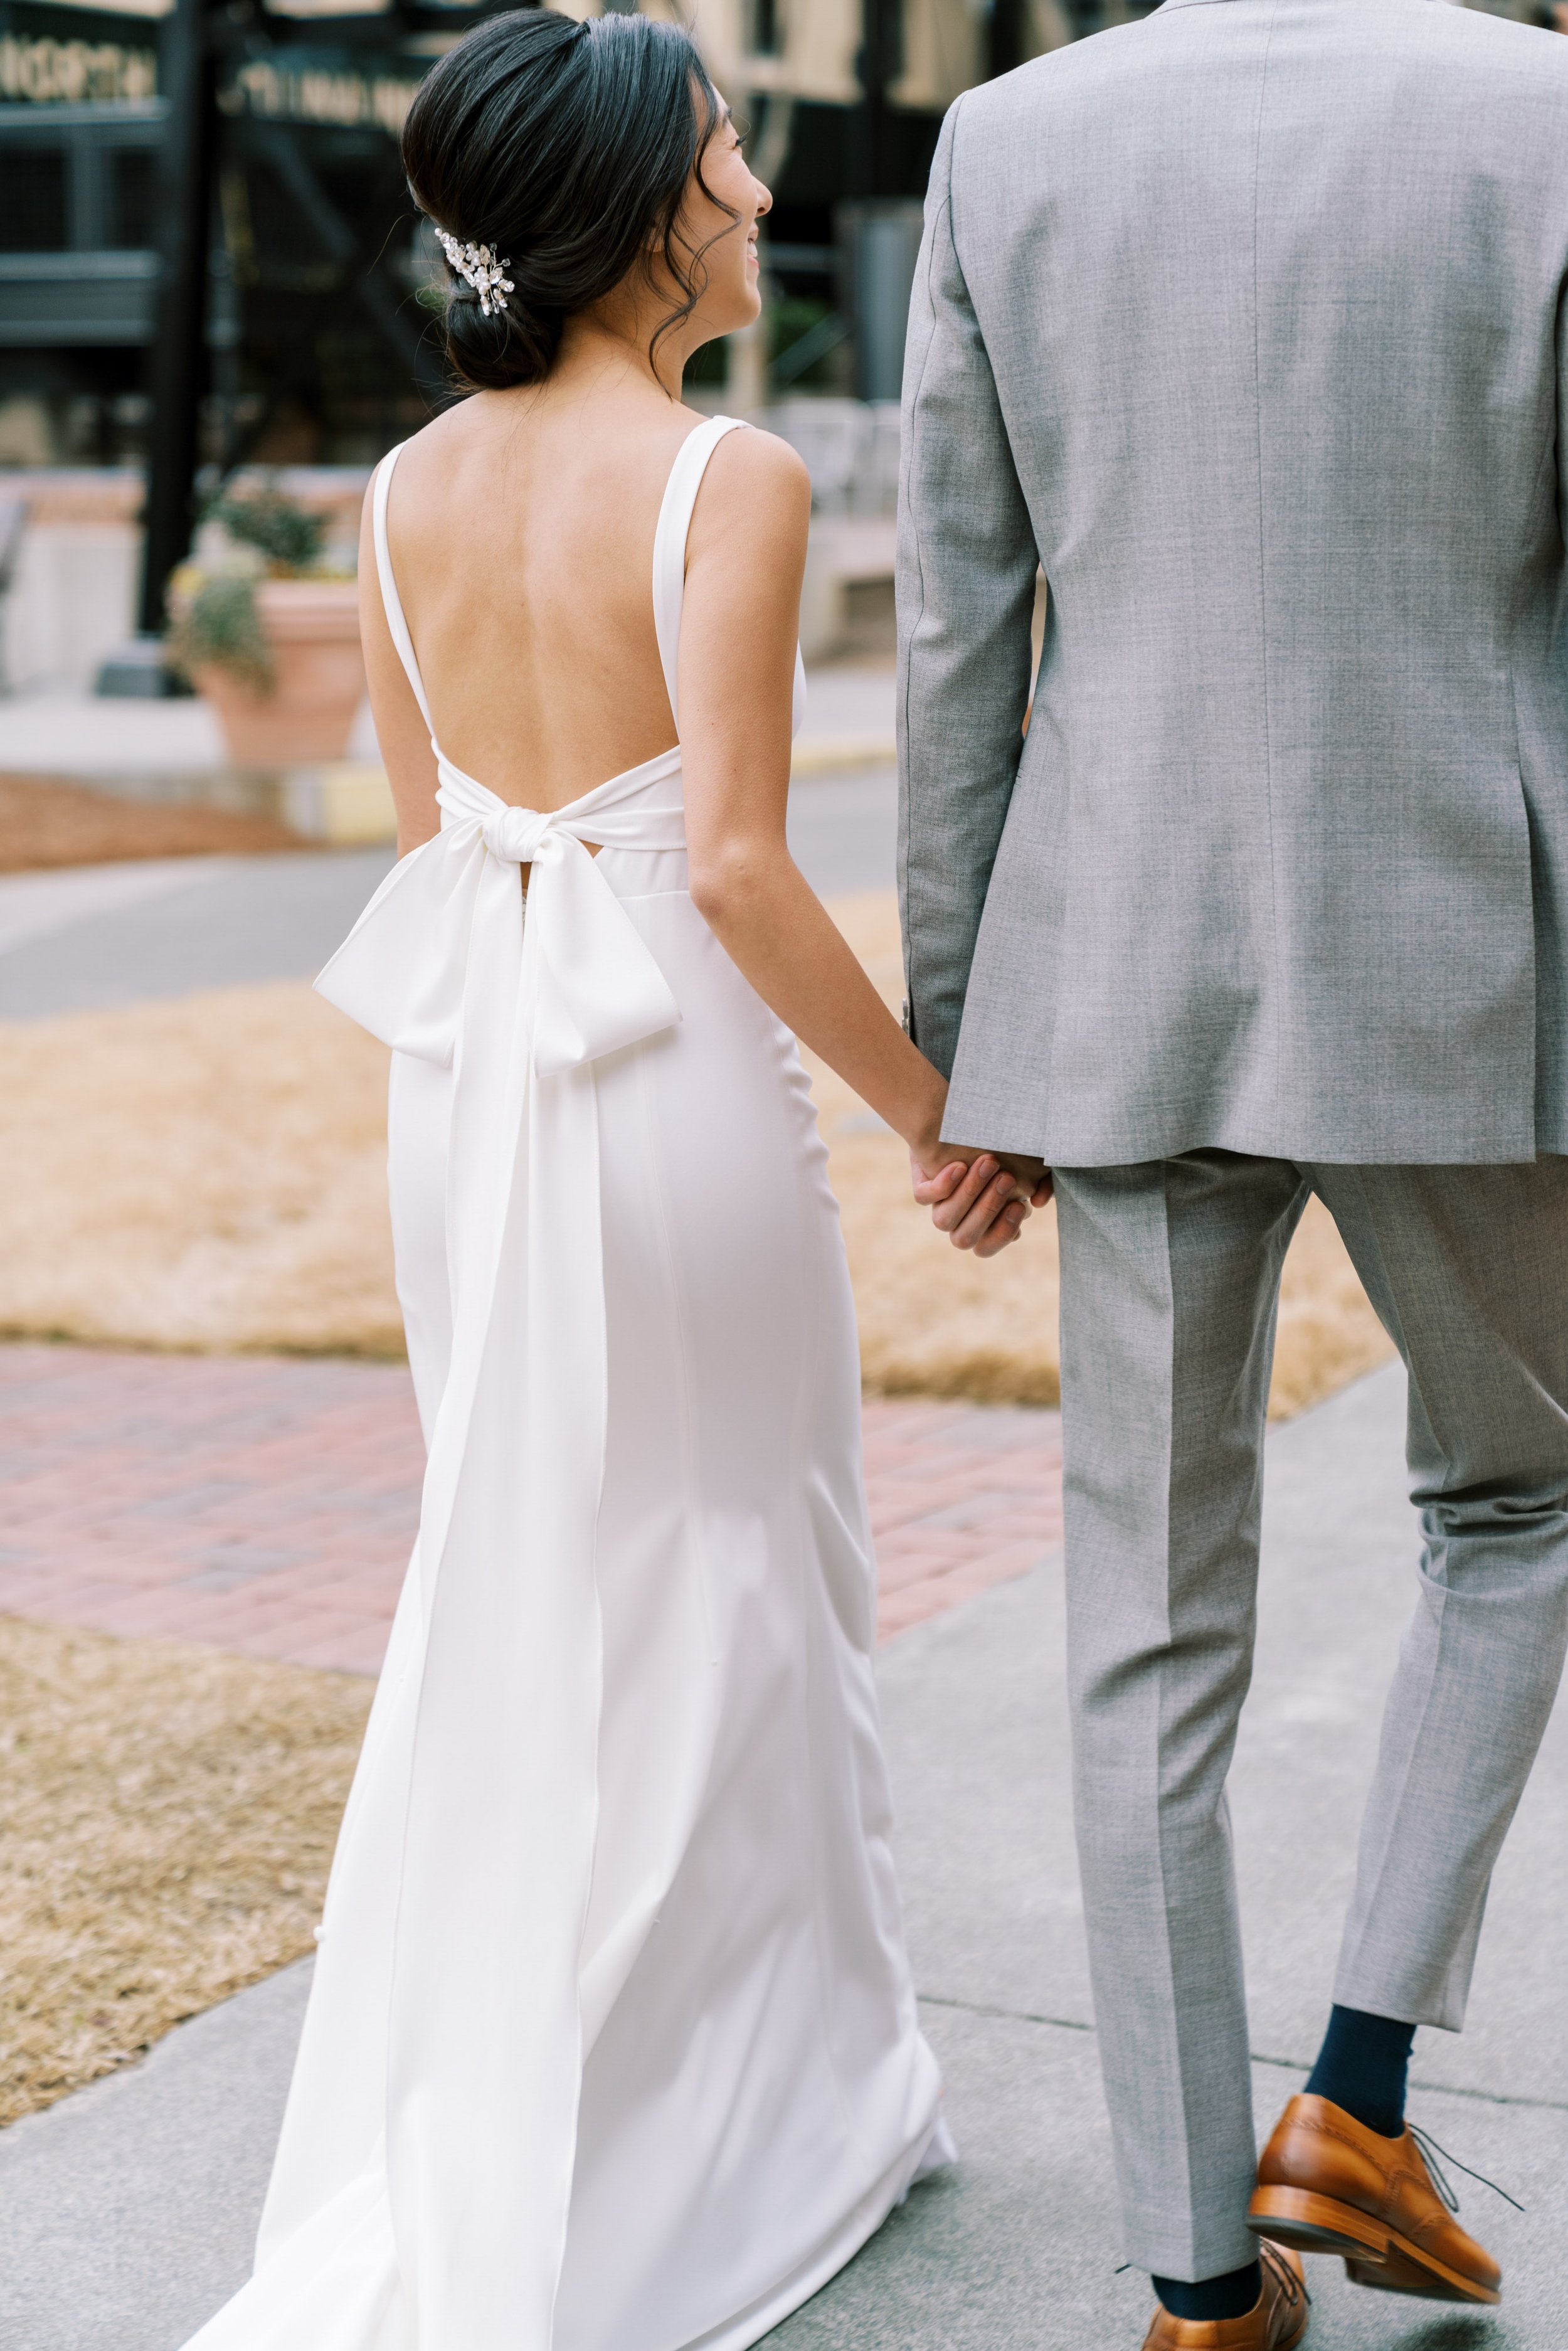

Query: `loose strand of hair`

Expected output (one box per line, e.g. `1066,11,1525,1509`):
647,81,739,381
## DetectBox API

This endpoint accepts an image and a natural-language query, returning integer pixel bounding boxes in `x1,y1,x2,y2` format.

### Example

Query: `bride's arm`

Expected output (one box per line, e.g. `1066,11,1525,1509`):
680,427,1034,1256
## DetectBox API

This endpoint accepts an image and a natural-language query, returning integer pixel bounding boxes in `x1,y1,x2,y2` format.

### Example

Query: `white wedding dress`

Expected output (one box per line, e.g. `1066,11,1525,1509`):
181,415,950,2351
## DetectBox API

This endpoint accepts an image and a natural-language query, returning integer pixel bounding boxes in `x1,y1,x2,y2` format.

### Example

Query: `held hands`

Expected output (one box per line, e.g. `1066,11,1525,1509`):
900,1073,1050,1258
909,1145,1052,1258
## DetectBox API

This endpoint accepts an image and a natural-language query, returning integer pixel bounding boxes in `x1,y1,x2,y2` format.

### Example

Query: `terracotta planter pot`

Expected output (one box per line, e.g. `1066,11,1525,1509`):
194,579,365,765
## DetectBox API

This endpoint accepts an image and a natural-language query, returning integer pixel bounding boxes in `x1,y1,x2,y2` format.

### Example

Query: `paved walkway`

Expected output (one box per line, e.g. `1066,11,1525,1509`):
0,1343,1061,1670
6,1363,1566,2350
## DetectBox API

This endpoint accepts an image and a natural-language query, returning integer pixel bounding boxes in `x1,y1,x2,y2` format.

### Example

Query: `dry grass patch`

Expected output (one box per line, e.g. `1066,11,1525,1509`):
808,892,1060,1403
0,982,400,1356
0,1613,368,2125
1269,1204,1399,1420
0,891,1392,1413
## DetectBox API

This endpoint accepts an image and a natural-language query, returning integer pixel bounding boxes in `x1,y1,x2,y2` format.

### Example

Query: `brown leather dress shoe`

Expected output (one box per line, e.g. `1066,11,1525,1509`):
1248,2093,1501,2305
1142,2244,1309,2349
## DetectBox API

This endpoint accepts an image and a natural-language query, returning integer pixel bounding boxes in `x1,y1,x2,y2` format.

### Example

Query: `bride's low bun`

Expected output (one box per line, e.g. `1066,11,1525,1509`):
402,8,723,396
442,273,564,397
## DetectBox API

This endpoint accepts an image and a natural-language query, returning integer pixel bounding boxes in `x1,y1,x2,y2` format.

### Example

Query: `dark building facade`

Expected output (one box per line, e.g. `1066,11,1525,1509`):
0,0,1535,616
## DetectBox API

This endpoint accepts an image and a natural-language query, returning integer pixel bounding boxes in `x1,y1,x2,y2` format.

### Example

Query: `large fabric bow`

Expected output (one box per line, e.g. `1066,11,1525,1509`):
282,755,684,2348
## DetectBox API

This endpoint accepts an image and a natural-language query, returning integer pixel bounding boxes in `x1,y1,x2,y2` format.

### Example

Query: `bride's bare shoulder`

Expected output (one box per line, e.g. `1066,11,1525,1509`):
375,394,518,489
358,398,495,536
689,420,810,549
707,418,810,498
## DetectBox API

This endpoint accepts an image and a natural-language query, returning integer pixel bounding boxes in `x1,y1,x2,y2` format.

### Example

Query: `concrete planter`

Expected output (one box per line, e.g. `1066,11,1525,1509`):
194,579,364,765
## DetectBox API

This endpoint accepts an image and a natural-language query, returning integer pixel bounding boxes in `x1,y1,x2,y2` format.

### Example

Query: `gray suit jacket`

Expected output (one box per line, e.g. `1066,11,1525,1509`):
898,0,1568,1165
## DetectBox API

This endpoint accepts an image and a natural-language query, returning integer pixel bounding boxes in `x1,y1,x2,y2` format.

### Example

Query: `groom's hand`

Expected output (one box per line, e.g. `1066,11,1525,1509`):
909,1148,1052,1258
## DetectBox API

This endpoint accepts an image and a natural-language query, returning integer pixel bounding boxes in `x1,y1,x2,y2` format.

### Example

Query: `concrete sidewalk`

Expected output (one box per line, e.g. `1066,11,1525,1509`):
0,663,895,785
4,1360,1564,2348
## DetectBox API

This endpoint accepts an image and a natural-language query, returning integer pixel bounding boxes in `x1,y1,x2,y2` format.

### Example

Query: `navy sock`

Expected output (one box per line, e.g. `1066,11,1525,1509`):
1305,2002,1416,2138
1152,2264,1263,2323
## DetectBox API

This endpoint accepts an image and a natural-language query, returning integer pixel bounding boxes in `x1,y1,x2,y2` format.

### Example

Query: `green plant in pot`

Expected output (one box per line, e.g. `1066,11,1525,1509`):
169,570,275,696
166,477,366,765
209,486,329,576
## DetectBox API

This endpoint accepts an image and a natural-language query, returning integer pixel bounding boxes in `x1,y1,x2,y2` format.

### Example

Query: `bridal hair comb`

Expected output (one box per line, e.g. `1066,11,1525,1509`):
435,229,516,318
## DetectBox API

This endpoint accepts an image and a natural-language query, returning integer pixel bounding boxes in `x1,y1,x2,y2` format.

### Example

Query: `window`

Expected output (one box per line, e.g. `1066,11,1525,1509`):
0,145,68,252
108,144,156,250
746,0,782,56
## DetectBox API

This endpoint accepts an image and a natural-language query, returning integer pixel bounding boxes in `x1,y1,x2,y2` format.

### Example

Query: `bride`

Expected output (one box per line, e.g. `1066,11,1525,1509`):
183,11,1036,2348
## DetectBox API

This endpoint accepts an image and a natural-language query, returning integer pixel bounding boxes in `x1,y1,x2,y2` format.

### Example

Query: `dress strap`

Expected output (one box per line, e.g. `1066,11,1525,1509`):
651,414,746,736
372,441,434,732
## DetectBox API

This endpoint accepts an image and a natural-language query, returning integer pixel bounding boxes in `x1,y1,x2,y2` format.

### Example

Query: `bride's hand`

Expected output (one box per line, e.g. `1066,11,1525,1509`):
909,1143,1051,1258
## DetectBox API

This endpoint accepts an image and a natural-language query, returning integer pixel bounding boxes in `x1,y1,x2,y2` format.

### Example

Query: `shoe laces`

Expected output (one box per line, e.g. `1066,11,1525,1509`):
1409,2123,1525,2216
1259,2241,1310,2311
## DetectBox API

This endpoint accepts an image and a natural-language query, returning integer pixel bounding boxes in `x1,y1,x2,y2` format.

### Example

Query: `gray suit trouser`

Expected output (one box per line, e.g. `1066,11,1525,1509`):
1052,1154,1568,2281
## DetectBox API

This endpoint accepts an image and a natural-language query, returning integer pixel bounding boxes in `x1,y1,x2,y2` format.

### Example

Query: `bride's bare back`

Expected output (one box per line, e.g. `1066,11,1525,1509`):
362,378,701,824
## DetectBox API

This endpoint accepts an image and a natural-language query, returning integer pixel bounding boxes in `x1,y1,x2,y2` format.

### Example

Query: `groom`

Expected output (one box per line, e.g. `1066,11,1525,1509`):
898,1,1568,2343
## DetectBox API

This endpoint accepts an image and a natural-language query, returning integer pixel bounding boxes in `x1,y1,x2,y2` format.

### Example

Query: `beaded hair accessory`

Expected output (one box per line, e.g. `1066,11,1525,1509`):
435,229,516,319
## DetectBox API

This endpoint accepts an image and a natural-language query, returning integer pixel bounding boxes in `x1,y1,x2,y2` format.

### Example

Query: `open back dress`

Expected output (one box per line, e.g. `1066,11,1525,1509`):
181,413,950,2351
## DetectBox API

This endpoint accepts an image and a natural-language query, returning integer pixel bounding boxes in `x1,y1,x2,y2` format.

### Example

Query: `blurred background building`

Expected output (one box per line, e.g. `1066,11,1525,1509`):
0,0,1552,690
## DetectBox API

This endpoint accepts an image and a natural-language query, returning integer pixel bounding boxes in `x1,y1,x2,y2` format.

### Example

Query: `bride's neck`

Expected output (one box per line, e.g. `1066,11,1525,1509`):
551,299,691,405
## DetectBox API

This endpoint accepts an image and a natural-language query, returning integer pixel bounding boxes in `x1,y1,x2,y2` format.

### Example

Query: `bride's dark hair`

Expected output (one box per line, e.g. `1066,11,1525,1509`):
402,8,733,394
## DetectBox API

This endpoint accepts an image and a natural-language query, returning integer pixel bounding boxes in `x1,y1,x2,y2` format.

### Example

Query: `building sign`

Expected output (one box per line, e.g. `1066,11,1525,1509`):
0,27,155,99
218,54,423,135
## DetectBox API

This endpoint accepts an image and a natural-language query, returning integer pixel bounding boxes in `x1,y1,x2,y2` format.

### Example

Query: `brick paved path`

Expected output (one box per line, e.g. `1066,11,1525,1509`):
0,1344,1062,1674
